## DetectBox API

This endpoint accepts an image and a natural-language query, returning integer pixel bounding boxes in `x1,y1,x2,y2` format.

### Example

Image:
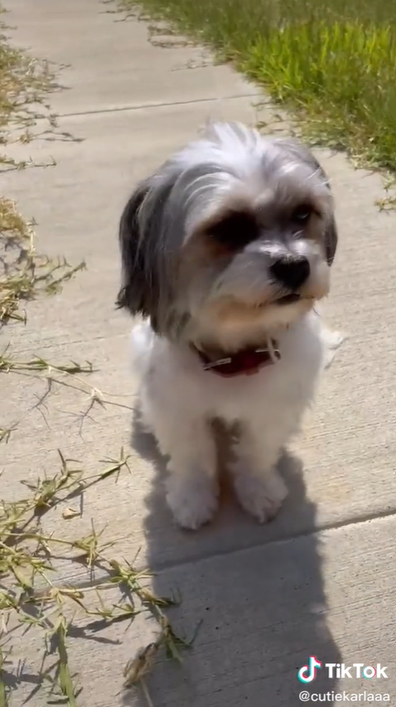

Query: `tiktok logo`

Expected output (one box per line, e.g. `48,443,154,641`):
298,656,323,683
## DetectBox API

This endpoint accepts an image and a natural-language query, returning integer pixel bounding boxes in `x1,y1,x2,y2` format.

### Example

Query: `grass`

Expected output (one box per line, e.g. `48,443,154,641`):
0,346,190,703
118,0,396,176
0,7,188,705
0,448,189,706
0,7,52,136
0,203,86,325
0,7,83,326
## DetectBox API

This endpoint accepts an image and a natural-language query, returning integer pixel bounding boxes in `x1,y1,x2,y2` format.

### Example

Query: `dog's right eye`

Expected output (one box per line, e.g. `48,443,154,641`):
208,211,260,250
291,204,313,225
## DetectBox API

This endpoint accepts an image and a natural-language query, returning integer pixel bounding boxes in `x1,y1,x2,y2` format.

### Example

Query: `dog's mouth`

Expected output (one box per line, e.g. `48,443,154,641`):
274,293,302,306
257,293,302,309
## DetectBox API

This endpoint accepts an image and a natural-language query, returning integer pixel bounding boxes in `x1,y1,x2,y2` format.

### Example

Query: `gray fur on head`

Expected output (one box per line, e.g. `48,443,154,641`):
117,122,337,346
271,137,337,265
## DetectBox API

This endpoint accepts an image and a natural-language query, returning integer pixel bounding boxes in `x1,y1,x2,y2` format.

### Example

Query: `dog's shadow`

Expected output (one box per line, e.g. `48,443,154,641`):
124,409,341,707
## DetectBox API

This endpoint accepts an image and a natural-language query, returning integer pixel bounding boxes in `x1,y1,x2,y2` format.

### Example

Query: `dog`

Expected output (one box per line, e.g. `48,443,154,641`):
117,122,338,530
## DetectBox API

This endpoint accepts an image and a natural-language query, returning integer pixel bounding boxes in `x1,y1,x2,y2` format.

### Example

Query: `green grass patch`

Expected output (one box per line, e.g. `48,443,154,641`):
118,0,396,172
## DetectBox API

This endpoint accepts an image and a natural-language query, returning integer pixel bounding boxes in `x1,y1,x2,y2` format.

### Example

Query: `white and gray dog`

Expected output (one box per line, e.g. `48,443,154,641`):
117,122,338,530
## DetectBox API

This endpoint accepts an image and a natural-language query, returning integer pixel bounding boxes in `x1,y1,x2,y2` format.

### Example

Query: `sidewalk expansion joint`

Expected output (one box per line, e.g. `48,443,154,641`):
51,92,264,119
58,506,396,590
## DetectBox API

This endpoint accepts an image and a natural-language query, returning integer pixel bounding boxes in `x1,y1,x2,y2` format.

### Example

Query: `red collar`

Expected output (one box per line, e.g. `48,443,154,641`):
193,341,280,378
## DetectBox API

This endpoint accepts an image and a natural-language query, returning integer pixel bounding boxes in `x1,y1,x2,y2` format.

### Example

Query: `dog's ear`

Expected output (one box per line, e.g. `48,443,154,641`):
274,138,337,266
116,180,159,319
324,215,337,266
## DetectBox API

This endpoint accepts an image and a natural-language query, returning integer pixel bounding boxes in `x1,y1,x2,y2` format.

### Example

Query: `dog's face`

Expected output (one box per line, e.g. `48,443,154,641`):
118,123,337,349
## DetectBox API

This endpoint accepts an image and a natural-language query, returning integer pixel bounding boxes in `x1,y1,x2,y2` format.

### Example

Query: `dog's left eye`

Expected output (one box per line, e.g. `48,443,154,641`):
291,204,312,224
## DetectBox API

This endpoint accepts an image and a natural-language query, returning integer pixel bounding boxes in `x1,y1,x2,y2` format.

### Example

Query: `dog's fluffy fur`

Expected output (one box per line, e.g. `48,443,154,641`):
117,122,338,529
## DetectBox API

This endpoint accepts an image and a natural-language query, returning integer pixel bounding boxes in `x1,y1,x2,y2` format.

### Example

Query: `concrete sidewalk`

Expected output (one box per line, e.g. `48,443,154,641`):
2,1,396,705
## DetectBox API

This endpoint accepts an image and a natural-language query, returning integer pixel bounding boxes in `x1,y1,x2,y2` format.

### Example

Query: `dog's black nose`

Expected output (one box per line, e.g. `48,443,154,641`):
270,255,310,290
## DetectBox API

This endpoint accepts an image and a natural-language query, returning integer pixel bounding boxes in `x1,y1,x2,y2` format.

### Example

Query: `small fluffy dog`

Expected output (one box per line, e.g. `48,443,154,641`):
117,122,338,530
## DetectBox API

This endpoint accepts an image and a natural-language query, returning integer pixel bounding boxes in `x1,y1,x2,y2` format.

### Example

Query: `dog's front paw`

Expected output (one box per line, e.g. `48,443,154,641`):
233,468,287,523
166,474,218,530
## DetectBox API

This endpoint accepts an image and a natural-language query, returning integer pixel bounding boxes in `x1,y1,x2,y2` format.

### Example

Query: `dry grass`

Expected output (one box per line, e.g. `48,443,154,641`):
0,7,53,136
0,446,189,705
0,196,86,325
1,345,191,703
0,8,83,326
0,6,188,705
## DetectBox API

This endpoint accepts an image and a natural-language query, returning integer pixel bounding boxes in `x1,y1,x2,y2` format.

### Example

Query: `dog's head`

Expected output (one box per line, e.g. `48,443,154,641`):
117,122,337,349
